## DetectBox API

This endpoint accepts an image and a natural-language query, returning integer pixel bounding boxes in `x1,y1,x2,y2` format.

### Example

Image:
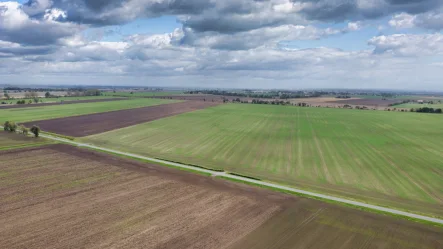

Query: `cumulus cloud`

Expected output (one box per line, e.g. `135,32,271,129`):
296,0,443,21
0,2,82,46
1,0,442,90
390,11,443,30
19,0,440,32
178,24,356,50
368,33,443,56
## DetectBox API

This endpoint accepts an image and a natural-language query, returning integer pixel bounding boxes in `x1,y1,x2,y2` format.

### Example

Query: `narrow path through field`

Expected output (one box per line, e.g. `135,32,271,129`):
5,128,443,226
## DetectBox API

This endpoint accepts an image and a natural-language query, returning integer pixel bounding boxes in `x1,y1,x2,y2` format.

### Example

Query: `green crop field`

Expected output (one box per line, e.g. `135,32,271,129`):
0,98,177,123
103,91,183,97
83,104,443,217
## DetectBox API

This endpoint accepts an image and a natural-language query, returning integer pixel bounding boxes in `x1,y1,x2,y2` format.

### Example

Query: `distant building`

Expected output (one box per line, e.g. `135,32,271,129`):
417,100,424,104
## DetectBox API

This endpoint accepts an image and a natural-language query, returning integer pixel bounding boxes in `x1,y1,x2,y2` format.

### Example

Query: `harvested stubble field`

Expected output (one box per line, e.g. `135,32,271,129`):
0,131,48,150
0,144,442,249
0,98,176,123
0,97,126,110
23,101,220,137
84,104,443,218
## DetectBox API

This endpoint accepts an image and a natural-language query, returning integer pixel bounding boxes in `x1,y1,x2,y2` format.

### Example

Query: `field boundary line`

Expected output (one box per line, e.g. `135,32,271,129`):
7,128,443,226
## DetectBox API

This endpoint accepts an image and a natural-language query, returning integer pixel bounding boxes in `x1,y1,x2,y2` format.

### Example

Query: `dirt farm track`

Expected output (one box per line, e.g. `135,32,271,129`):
22,101,220,137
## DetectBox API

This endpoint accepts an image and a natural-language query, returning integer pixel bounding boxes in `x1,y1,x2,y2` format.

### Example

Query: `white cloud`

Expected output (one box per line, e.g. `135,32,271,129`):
369,34,443,56
0,1,82,45
44,8,67,21
389,11,443,30
389,13,416,29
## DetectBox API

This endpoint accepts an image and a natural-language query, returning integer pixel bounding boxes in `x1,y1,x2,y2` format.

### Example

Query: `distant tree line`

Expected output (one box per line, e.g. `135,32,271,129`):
186,90,322,99
66,89,101,97
3,87,63,92
411,107,443,114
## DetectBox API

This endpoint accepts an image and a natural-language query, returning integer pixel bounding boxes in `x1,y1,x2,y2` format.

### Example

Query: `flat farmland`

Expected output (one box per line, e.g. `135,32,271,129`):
396,103,443,109
104,91,184,97
0,145,441,249
0,97,126,110
327,98,400,107
84,104,443,217
23,101,220,137
0,131,49,150
0,98,176,123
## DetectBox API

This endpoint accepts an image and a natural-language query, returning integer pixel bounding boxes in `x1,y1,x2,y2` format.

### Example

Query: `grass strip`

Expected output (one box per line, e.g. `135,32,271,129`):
228,172,262,181
217,176,443,228
41,131,75,141
154,157,225,172
0,142,52,151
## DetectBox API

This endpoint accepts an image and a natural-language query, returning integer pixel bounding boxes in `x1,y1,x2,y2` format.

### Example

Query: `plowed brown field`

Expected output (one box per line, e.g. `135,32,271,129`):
0,145,442,249
22,101,220,137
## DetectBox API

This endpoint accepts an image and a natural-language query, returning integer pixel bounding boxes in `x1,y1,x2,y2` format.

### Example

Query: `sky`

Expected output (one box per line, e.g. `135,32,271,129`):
0,0,442,90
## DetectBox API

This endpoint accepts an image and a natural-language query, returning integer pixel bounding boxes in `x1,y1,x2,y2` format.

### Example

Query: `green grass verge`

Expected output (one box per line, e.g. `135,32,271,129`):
41,131,75,141
217,176,443,228
228,172,262,181
0,142,52,151
154,157,224,172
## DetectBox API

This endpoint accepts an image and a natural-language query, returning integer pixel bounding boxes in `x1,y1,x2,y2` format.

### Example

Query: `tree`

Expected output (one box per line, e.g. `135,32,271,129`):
45,92,51,98
33,98,39,103
3,121,10,131
30,125,40,137
4,92,10,100
4,121,17,132
20,125,29,136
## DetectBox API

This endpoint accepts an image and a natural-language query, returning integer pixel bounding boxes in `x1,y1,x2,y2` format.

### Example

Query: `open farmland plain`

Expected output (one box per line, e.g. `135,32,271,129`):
23,101,220,137
84,104,443,218
0,131,49,150
0,98,177,123
0,97,126,110
0,144,441,249
103,91,184,97
396,103,443,109
326,98,400,107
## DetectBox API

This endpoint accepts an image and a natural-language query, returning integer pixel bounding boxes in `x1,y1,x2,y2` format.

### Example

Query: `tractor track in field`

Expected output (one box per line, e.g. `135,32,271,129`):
6,128,441,226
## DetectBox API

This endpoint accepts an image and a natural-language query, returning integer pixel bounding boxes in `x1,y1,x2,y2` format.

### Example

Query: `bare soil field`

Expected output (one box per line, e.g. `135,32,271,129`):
22,101,220,137
0,144,442,249
326,98,400,107
0,98,127,110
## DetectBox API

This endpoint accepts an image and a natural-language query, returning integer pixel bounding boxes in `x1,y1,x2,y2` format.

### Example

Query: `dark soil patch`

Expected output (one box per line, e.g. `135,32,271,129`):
0,98,127,110
22,101,220,137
